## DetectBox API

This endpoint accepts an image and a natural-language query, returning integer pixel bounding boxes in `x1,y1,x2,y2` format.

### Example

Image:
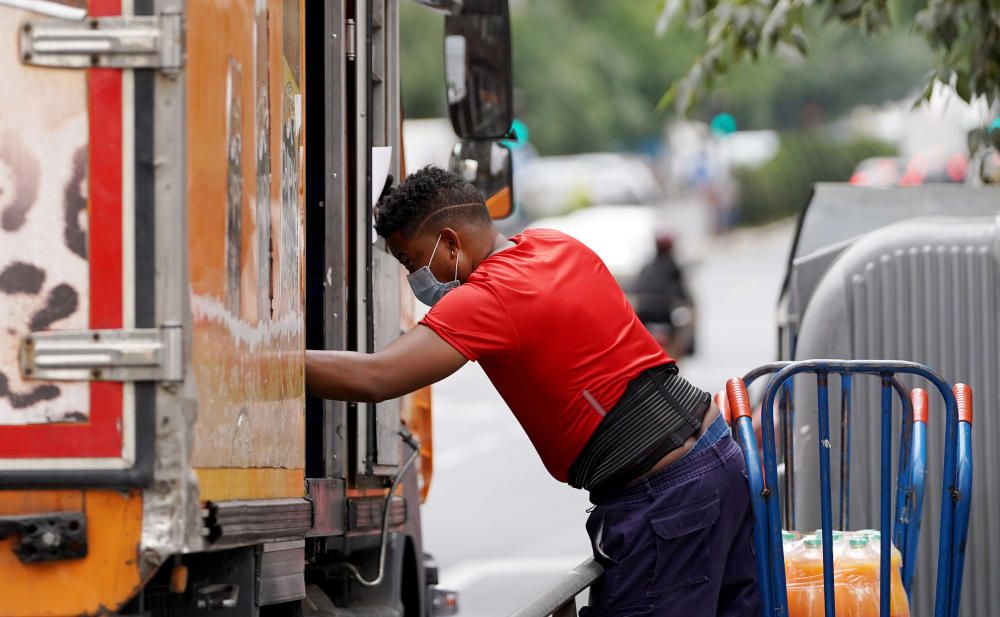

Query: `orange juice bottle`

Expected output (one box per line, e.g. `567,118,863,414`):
783,531,803,591
835,535,879,617
813,529,846,558
787,535,826,616
868,532,910,617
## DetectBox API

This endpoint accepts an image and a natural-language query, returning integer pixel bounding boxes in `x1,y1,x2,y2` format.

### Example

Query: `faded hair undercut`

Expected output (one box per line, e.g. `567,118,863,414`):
374,166,491,239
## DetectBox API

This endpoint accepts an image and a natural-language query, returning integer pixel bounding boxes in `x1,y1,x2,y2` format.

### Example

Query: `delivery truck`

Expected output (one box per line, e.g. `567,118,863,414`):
0,0,514,614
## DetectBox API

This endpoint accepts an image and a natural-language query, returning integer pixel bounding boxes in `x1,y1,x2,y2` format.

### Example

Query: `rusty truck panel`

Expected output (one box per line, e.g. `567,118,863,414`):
186,0,306,500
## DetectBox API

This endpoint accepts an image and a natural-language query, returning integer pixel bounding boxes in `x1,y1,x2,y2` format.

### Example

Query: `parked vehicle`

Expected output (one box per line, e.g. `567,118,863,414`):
776,184,999,617
517,153,664,220
530,205,658,289
850,157,903,187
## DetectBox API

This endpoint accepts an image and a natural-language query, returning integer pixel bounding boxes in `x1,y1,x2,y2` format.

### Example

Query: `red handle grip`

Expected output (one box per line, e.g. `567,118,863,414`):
911,388,929,424
725,378,753,420
954,383,973,424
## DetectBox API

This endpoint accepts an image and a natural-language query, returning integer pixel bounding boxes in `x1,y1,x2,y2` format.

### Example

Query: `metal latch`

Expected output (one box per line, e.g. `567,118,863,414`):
20,12,183,71
20,325,183,382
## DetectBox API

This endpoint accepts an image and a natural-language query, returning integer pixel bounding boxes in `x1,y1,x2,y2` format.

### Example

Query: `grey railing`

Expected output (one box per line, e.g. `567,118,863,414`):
507,558,604,617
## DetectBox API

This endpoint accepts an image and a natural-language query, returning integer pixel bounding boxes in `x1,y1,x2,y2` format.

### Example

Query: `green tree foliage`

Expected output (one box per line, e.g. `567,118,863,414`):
399,0,935,154
508,1,699,154
709,27,933,129
401,1,698,153
399,4,447,118
658,0,1000,113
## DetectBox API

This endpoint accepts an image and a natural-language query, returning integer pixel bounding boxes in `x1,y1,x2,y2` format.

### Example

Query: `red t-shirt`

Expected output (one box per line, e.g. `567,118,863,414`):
420,228,672,482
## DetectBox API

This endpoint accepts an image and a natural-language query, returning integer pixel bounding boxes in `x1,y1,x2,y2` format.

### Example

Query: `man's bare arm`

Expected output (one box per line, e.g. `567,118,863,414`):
305,324,468,403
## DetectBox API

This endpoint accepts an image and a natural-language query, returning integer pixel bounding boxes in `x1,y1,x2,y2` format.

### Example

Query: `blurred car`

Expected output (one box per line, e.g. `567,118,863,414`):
850,152,969,187
529,205,657,288
898,152,968,185
849,157,902,187
517,153,664,220
403,118,458,171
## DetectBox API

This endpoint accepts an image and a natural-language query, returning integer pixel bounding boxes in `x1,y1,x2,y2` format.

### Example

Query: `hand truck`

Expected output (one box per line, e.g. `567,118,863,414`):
725,360,973,617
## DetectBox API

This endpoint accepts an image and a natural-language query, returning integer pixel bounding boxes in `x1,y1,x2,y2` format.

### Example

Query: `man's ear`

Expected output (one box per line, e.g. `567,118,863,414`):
438,227,461,256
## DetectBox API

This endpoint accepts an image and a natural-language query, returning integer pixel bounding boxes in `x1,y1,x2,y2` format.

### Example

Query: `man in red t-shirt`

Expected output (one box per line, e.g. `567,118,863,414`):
306,167,758,616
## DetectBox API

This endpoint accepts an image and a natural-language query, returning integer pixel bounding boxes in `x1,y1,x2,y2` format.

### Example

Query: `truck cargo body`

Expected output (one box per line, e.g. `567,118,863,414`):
0,0,446,614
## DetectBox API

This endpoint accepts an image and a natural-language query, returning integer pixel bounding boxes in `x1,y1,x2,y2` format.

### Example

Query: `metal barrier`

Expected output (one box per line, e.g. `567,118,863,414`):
505,558,604,617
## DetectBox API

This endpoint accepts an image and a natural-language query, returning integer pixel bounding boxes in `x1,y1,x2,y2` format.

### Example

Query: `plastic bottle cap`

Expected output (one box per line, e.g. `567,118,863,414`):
804,536,821,548
782,532,796,542
850,536,869,548
814,530,843,541
869,532,882,541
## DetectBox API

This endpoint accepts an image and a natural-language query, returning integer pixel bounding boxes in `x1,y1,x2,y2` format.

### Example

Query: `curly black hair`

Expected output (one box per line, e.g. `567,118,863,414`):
374,166,491,239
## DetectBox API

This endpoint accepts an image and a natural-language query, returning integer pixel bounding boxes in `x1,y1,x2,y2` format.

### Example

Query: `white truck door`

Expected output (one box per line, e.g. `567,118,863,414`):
0,0,182,486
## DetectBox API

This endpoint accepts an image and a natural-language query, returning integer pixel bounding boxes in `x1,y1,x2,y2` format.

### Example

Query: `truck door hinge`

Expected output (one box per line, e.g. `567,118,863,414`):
19,325,184,383
345,18,356,61
19,11,184,71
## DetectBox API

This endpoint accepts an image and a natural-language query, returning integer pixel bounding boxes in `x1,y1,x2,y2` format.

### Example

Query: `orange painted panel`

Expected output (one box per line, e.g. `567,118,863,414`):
0,490,142,617
0,491,84,516
186,0,306,481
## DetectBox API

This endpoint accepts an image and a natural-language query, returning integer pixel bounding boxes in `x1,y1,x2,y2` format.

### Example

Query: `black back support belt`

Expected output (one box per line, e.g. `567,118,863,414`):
568,364,710,498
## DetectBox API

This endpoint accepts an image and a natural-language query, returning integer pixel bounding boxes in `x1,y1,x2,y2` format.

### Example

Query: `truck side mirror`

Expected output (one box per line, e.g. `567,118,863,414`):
443,0,512,140
450,140,514,220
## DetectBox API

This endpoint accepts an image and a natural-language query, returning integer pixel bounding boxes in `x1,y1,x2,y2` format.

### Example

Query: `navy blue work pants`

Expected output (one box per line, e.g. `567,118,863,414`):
582,435,760,616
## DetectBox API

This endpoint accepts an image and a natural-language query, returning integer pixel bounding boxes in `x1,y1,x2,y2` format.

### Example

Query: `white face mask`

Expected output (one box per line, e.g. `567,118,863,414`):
407,234,460,306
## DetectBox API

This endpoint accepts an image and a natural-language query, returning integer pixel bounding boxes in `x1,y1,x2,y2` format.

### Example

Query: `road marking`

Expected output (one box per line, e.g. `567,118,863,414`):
440,556,591,591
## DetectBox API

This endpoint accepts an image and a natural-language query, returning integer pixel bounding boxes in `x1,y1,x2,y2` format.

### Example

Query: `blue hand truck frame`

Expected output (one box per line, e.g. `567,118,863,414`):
725,359,973,617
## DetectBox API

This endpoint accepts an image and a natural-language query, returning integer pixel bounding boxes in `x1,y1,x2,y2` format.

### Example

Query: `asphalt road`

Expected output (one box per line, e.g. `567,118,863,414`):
421,217,795,616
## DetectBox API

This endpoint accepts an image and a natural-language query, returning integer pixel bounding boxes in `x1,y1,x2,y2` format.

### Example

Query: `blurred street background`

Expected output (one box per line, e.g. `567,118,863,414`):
399,1,997,614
